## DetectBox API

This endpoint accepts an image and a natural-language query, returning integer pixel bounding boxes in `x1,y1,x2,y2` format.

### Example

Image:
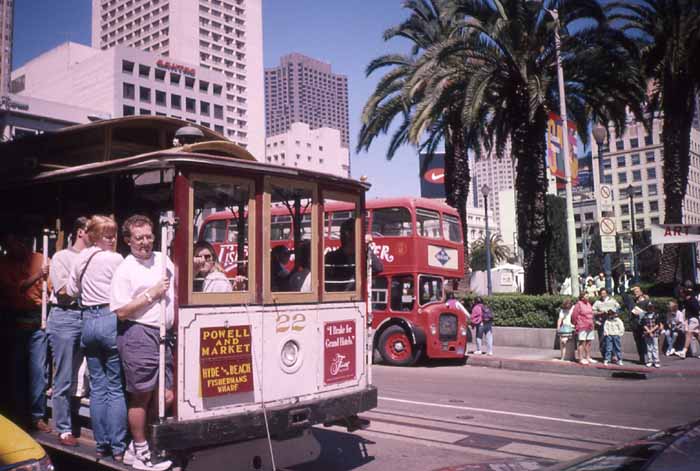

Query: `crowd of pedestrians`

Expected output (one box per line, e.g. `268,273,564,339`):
0,215,174,471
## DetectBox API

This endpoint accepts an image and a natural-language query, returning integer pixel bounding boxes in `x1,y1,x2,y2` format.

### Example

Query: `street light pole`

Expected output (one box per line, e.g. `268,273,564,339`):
627,184,639,283
548,8,580,297
593,124,613,292
482,184,493,296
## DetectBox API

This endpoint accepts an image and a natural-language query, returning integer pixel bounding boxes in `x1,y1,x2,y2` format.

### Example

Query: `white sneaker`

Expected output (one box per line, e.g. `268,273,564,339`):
123,442,135,465
580,359,589,365
487,352,493,356
654,363,661,368
603,360,610,365
130,443,172,471
646,362,652,367
474,350,482,355
678,350,687,359
587,358,598,364
668,349,676,356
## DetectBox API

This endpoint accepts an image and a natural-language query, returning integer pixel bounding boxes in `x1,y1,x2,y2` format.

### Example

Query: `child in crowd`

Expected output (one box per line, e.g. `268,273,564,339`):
642,303,661,368
557,299,574,361
603,310,625,366
662,301,685,356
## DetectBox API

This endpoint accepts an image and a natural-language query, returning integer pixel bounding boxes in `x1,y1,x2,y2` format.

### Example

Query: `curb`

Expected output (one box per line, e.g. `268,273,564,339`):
464,355,700,379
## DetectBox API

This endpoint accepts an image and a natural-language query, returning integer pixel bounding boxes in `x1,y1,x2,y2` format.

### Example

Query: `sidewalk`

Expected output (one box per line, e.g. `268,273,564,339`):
464,346,700,378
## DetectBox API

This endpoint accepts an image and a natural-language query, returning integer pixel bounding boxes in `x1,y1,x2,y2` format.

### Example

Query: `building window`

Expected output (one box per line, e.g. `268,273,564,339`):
171,73,181,85
622,220,630,230
123,82,135,100
122,60,135,74
634,202,644,214
651,216,660,224
213,84,222,96
139,64,150,78
636,219,645,229
574,214,581,222
139,108,151,115
632,170,641,181
139,86,151,102
155,68,166,81
617,156,626,167
646,151,656,163
645,134,653,146
200,121,210,128
621,205,629,215
602,158,611,169
616,139,624,151
648,183,658,196
200,101,210,116
199,80,209,93
185,76,195,89
214,124,224,134
123,105,135,116
155,90,166,106
214,104,223,119
618,172,627,184
604,174,613,184
647,168,657,180
171,94,181,109
650,200,659,211
630,138,639,148
186,97,196,113
631,153,641,165
584,212,594,221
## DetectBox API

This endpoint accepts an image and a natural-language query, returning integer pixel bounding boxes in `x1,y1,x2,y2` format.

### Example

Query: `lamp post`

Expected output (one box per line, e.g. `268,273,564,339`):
626,184,639,282
482,184,493,296
545,7,580,297
592,124,613,292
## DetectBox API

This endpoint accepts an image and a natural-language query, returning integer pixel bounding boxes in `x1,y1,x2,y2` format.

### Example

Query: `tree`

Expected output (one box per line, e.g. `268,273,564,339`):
608,0,700,283
441,0,645,293
357,0,480,283
470,233,511,271
545,195,570,291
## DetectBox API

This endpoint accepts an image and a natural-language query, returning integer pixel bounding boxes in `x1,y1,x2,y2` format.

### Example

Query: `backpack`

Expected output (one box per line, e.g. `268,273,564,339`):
481,304,494,322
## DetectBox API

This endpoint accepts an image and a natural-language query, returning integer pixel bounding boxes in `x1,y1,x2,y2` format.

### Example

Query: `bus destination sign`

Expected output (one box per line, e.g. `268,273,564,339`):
324,320,356,384
200,326,254,397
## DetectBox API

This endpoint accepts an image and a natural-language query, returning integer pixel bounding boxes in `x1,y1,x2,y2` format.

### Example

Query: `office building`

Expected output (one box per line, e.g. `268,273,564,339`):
11,43,227,134
265,53,349,148
471,149,516,238
0,0,13,94
91,0,264,157
265,122,349,177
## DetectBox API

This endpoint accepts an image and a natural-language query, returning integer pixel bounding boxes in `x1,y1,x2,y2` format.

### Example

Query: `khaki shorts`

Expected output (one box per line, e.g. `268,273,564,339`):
688,318,699,333
578,330,595,341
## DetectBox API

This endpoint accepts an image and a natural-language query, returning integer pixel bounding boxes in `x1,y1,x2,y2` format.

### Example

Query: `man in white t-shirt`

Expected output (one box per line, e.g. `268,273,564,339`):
110,215,173,471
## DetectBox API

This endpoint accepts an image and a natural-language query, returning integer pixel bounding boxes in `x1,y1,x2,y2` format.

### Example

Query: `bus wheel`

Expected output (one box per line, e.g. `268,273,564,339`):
378,326,418,366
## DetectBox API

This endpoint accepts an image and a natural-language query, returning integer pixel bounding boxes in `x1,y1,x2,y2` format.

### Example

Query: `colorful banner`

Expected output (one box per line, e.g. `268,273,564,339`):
546,112,579,187
200,325,254,397
324,320,356,384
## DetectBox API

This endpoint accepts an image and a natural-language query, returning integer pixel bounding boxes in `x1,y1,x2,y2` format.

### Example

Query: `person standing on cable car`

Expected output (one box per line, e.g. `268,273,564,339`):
66,215,126,460
46,216,89,447
110,215,173,471
325,219,383,291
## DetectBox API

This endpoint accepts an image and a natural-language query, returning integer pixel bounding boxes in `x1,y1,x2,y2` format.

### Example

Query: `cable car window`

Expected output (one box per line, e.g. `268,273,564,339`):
442,214,462,243
193,179,252,294
416,208,441,238
391,276,414,312
371,207,412,237
323,197,359,293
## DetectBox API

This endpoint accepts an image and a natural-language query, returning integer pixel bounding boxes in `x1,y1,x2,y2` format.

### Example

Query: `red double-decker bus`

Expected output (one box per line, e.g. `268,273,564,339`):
202,196,468,366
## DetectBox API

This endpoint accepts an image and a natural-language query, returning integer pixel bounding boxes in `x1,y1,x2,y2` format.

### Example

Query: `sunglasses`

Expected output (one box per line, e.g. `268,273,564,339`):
201,254,214,261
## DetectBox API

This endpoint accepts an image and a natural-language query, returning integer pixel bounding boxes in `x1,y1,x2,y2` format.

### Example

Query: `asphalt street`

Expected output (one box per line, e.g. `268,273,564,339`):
295,362,700,471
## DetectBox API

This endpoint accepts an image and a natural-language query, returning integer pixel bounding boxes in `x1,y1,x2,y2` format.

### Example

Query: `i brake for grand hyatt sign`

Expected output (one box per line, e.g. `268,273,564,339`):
650,224,700,245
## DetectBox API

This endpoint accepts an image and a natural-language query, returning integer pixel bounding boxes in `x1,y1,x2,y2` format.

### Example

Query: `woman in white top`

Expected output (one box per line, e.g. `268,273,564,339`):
193,241,233,293
66,215,127,461
557,298,575,361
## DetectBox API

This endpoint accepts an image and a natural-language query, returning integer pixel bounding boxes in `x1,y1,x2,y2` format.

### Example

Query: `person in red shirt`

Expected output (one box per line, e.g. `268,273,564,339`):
571,292,596,365
0,233,51,431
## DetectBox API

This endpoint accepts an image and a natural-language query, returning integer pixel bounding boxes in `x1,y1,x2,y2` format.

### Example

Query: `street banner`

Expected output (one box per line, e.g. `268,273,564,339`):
546,112,579,188
651,224,700,245
419,152,446,198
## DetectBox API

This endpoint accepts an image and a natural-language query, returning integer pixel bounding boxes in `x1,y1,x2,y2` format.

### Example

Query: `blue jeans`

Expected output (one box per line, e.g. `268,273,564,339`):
475,322,493,354
604,335,622,362
47,306,83,434
14,319,48,423
81,306,126,455
644,335,659,365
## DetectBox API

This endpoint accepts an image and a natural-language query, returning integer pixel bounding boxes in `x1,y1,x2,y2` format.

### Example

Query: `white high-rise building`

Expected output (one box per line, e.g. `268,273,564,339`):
91,0,264,158
471,149,516,236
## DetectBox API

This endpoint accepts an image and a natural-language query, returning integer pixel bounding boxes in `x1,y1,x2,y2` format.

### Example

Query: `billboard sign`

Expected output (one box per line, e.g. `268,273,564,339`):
419,152,446,198
546,112,579,188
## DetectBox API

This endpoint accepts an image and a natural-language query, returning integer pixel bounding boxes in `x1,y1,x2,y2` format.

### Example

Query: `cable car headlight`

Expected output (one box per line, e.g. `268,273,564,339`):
281,340,300,368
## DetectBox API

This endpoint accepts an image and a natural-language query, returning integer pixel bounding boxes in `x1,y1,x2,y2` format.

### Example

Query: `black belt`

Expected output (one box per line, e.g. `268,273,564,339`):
53,303,80,310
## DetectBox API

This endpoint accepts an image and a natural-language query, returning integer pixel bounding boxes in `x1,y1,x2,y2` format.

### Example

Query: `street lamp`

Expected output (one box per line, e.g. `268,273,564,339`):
592,124,613,291
482,183,493,296
626,184,639,282
545,7,580,297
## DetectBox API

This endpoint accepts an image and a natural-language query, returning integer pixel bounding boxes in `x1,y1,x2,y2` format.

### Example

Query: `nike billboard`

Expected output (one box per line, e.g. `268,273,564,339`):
419,152,445,198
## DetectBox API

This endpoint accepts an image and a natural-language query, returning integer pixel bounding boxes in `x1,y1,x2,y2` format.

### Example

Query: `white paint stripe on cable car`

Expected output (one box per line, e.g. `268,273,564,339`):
378,396,657,432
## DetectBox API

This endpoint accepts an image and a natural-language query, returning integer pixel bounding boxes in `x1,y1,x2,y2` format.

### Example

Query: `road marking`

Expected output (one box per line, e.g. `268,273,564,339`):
498,443,583,461
379,396,657,433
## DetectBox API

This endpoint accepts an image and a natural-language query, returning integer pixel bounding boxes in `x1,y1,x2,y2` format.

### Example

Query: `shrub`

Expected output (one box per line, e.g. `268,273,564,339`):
460,294,676,330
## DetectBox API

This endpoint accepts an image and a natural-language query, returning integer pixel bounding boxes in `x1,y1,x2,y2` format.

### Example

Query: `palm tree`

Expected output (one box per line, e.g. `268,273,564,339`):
441,0,645,293
357,0,478,281
607,0,700,282
470,233,511,271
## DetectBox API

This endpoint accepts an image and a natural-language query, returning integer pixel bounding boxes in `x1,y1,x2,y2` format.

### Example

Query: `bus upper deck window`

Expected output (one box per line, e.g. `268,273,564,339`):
416,208,441,238
270,184,314,293
192,179,252,295
442,214,462,242
371,207,411,237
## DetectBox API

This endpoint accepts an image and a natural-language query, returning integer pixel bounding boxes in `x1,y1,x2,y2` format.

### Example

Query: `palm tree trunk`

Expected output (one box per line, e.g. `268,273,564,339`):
445,116,471,286
658,78,696,283
512,107,548,294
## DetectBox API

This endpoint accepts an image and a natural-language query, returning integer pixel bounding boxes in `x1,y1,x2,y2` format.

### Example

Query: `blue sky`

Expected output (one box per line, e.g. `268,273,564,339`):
12,0,420,198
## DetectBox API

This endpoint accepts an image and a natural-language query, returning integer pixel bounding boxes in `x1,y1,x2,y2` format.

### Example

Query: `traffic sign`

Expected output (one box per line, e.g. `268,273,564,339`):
599,184,614,213
601,235,616,253
599,217,616,236
600,185,611,199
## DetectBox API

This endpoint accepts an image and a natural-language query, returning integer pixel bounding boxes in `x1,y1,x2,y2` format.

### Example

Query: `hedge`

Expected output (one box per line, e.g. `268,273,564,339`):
458,294,676,330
